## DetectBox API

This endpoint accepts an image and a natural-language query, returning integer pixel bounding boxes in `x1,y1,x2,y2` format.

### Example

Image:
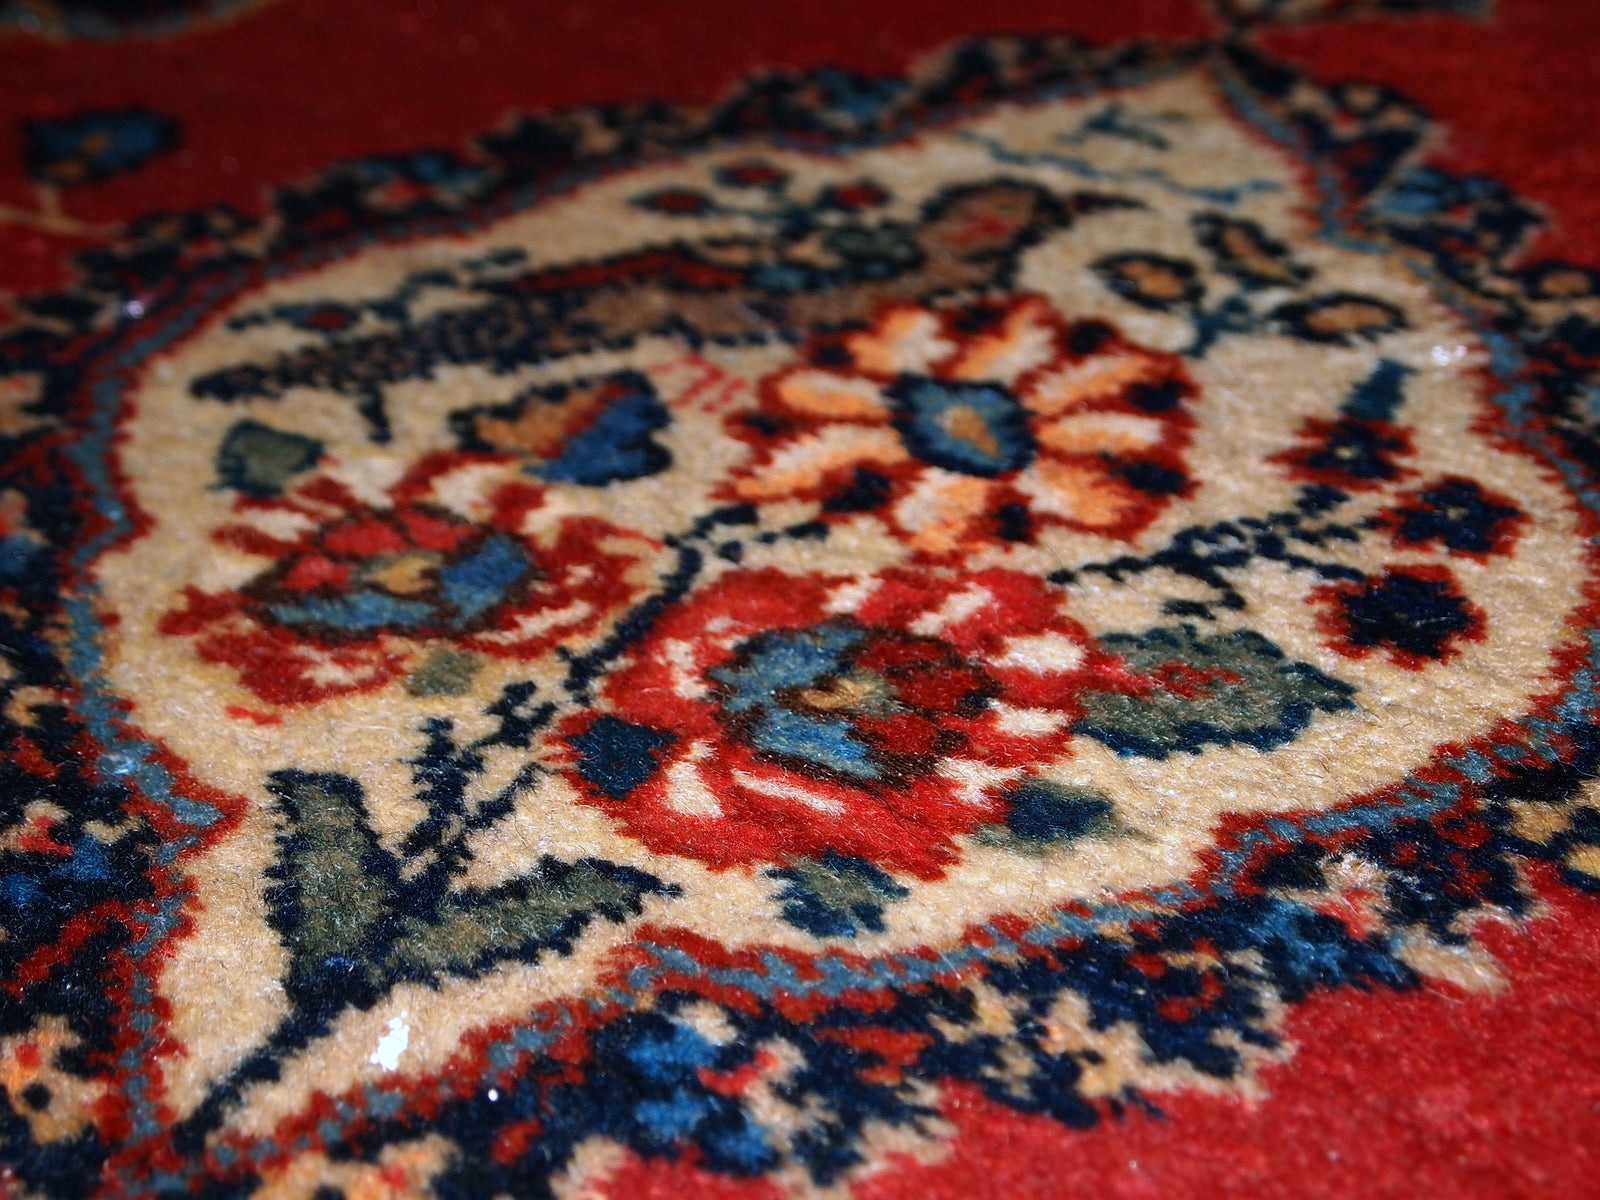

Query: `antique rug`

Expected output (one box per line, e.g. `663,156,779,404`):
3,0,1600,1196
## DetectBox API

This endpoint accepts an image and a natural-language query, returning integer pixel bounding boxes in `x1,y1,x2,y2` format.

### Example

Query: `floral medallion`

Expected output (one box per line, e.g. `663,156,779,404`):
158,452,660,703
8,31,1600,1199
559,567,1115,878
728,295,1197,554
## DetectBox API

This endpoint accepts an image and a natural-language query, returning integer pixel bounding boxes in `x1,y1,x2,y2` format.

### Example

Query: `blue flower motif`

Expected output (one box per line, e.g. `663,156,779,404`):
454,371,672,486
24,109,178,185
711,622,882,781
259,530,535,639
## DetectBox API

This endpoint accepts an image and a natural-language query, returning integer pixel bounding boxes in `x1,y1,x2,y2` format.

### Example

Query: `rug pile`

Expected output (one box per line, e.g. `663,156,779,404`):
2,1,1599,1196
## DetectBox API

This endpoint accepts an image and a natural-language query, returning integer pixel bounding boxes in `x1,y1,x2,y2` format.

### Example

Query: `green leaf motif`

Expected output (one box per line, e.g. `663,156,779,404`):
389,859,673,977
766,852,910,938
1075,625,1356,760
264,774,398,1002
264,771,676,1013
215,419,323,496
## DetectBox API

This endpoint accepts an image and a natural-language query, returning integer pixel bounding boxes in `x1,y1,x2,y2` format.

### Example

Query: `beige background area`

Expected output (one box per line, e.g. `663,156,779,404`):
85,72,1594,1133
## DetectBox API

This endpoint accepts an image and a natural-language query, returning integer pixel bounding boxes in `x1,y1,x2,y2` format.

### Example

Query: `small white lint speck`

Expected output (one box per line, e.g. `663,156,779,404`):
370,1012,410,1071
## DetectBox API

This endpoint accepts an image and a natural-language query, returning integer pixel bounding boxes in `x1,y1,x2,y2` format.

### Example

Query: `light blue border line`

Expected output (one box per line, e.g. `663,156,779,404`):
56,281,258,1157
1175,50,1600,900
1211,61,1395,251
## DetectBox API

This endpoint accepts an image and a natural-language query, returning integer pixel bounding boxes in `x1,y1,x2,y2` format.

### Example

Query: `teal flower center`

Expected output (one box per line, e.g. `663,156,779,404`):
709,619,998,785
886,376,1035,476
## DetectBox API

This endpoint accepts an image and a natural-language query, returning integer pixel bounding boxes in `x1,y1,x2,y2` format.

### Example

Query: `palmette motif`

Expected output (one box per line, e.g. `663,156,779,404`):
4,31,1600,1200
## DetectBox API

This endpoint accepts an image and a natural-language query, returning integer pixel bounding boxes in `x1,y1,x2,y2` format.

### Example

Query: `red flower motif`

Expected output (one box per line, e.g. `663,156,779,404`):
1311,564,1486,669
160,452,657,705
725,295,1197,557
558,567,1123,879
1373,475,1527,560
1270,416,1414,492
820,181,890,211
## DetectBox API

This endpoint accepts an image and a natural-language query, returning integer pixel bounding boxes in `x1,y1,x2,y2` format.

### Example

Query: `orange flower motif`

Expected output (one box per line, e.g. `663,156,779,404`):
727,295,1197,556
159,452,659,706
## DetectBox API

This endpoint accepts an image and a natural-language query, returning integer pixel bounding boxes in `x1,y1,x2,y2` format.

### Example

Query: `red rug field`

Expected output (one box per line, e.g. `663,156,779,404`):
2,1,1599,1196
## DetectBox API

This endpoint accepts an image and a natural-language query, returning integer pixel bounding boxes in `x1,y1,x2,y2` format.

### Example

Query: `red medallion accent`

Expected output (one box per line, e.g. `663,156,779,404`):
562,567,1122,877
160,453,657,704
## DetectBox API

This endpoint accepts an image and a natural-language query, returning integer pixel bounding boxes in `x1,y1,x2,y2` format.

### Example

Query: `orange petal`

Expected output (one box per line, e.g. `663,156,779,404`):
947,296,1058,384
1024,352,1168,416
773,368,890,419
1037,412,1167,455
1020,460,1142,528
894,470,992,554
735,426,908,499
846,306,954,376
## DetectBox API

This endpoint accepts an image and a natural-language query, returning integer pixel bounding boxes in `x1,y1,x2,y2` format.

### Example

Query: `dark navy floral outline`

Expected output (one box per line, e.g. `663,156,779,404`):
0,27,1598,1199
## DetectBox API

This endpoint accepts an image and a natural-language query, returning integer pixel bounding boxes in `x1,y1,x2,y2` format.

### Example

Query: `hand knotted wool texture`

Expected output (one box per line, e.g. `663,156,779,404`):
2,2,1600,1197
